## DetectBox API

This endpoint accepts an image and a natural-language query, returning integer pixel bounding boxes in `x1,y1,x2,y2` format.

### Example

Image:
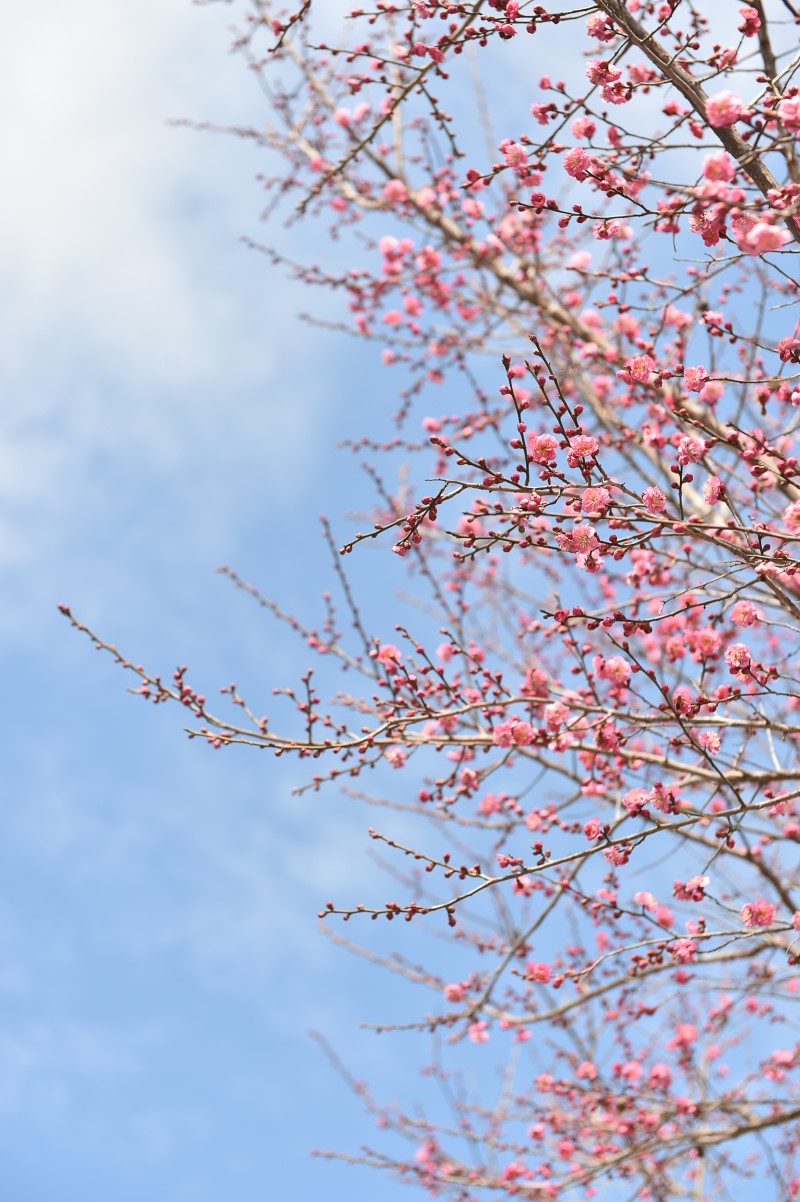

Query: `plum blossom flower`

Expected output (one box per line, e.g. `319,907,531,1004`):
563,146,591,180
683,365,710,392
584,817,602,840
503,142,529,171
586,59,621,84
738,5,761,35
676,435,706,464
670,938,697,963
731,212,791,255
778,96,800,132
674,875,709,901
527,961,551,983
623,788,649,815
543,701,569,731
566,434,599,466
527,432,559,463
556,524,599,554
649,1062,672,1088
783,500,800,534
741,899,776,927
702,152,736,182
687,626,722,662
581,486,611,513
586,13,616,41
598,655,631,688
376,643,401,667
468,1020,489,1043
669,1022,698,1048
730,599,760,626
571,115,596,138
385,746,407,769
642,486,667,514
725,642,751,673
706,90,744,127
698,729,721,754
617,353,656,387
703,475,724,504
492,716,534,747
443,982,466,1002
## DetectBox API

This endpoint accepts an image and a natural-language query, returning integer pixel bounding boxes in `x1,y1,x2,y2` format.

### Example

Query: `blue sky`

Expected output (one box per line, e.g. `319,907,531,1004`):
0,2,438,1197
3,2,782,1199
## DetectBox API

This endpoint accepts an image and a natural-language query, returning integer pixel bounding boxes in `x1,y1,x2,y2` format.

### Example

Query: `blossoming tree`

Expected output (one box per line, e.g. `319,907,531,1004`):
63,0,800,1197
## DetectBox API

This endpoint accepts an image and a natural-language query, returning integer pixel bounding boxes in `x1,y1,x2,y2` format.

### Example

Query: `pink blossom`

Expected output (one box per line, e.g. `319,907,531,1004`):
556,524,599,554
385,746,407,769
642,486,667,514
624,788,649,815
700,380,724,405
741,899,776,928
543,701,569,731
672,1022,698,1046
649,1062,672,1089
738,5,761,35
783,500,800,534
778,96,800,133
586,14,616,41
527,432,559,463
633,889,657,911
702,152,736,182
725,642,751,672
703,475,724,504
583,818,602,840
731,213,791,255
492,716,534,747
687,626,722,662
527,961,551,983
443,982,466,1002
600,81,630,105
683,365,710,392
383,179,409,204
599,655,631,688
730,600,760,627
376,643,401,667
581,486,611,513
415,186,437,208
650,783,677,813
576,1059,598,1079
566,434,599,466
563,147,590,180
571,115,596,139
468,1020,489,1043
586,59,621,85
698,729,721,754
629,353,656,382
676,435,706,464
503,142,529,171
670,938,697,964
619,1059,642,1080
705,90,744,127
